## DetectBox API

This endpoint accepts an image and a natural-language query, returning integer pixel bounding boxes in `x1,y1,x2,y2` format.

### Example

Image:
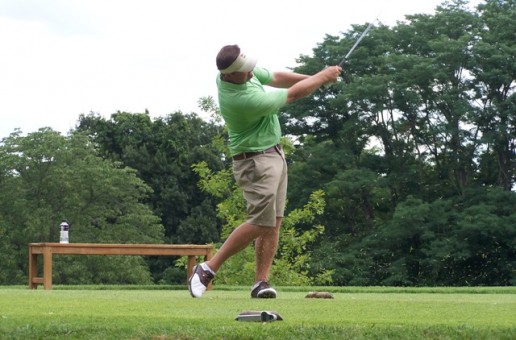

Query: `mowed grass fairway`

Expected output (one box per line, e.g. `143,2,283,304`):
0,286,514,339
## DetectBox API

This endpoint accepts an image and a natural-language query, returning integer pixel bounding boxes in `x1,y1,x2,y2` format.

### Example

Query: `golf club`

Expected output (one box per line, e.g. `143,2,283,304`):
338,19,377,67
321,16,379,90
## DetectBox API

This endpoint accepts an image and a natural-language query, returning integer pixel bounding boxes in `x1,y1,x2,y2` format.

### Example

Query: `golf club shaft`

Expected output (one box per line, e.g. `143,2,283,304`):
338,20,375,67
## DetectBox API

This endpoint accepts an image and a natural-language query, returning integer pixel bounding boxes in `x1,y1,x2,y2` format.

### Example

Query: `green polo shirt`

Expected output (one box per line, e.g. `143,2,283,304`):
216,67,288,157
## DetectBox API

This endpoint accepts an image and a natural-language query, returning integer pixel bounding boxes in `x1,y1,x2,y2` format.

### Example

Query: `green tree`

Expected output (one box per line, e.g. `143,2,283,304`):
76,110,225,283
282,0,515,286
325,186,515,286
472,0,516,191
0,129,164,284
430,187,516,285
76,111,224,244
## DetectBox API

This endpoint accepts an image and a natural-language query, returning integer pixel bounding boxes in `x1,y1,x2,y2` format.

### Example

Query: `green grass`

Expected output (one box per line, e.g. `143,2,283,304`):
0,286,514,339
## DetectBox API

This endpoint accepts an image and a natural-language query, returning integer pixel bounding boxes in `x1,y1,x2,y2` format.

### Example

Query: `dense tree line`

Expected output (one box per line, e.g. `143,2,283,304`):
283,0,515,285
0,0,513,286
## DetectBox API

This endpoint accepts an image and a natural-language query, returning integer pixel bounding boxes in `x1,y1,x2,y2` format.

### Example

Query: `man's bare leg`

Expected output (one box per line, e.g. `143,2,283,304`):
254,217,281,282
206,222,267,272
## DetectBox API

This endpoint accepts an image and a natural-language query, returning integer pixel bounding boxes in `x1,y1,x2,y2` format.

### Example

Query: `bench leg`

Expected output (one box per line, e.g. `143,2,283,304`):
186,256,196,284
43,247,53,290
28,250,38,289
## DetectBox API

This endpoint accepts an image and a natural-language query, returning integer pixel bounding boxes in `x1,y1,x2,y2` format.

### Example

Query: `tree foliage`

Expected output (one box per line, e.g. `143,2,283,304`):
75,110,225,245
74,110,225,283
285,0,515,286
0,129,164,284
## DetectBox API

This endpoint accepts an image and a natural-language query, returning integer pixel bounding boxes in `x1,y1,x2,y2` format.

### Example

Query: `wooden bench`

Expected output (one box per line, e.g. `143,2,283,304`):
28,243,214,290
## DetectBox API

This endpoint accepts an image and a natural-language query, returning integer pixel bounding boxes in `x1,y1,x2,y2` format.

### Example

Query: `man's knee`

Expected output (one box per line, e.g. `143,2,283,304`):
256,224,279,237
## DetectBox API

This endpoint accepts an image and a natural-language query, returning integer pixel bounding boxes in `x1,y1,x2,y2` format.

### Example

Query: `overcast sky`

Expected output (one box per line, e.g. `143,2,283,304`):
0,0,483,138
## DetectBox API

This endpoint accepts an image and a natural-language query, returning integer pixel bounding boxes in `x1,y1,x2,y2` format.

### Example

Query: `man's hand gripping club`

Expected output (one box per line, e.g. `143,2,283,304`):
286,65,342,103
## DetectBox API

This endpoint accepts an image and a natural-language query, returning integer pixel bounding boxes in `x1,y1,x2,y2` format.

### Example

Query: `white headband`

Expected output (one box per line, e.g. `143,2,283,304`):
220,53,257,74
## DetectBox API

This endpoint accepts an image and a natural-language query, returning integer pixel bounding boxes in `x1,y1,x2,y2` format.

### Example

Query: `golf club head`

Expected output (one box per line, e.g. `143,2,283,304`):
235,310,283,322
261,311,278,321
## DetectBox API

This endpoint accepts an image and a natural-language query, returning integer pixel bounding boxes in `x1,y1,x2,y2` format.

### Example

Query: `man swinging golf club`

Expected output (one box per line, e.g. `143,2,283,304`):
188,44,342,298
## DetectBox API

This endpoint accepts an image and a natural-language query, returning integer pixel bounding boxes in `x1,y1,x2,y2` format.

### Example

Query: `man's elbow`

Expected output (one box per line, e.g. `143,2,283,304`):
287,89,311,104
286,94,295,104
286,93,300,104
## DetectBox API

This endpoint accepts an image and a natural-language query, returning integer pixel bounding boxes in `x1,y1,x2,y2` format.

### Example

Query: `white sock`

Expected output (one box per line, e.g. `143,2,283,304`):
201,262,216,276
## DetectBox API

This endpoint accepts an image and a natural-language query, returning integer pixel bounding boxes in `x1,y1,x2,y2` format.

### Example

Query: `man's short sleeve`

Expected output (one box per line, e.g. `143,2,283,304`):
252,67,274,85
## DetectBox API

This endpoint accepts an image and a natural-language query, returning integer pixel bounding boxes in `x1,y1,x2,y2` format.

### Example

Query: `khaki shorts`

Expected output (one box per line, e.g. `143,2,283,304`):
233,149,287,227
